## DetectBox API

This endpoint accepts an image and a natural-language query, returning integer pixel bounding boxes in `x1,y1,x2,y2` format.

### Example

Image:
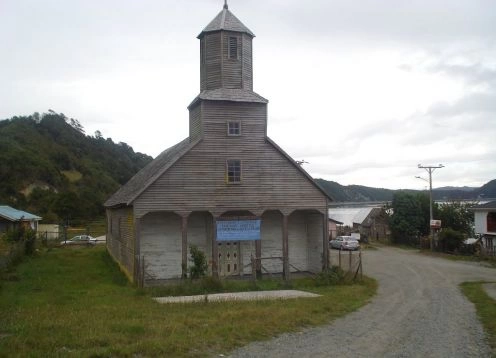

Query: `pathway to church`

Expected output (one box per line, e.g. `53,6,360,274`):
228,246,495,357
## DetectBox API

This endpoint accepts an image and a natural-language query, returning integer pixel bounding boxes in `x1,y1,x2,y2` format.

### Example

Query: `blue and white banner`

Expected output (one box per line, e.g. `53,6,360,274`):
216,220,261,241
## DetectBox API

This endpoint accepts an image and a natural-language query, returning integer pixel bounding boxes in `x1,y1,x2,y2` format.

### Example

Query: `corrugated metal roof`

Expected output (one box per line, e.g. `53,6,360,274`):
0,206,42,221
327,207,375,227
104,138,201,207
198,6,255,38
473,201,496,210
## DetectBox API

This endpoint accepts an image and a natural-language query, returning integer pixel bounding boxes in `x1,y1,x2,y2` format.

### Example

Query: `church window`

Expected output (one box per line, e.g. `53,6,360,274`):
226,160,241,183
227,121,241,136
229,36,238,59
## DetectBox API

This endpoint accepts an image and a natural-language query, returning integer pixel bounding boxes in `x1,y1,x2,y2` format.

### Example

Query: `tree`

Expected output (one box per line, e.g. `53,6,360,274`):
390,191,424,245
437,201,475,236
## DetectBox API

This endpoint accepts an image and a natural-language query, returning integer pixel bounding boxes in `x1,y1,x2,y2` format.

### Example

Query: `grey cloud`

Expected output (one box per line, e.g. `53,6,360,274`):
428,63,496,86
428,93,496,117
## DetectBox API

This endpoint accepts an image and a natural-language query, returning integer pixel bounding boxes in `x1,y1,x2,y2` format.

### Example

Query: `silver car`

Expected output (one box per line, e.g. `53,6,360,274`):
60,235,97,246
330,236,360,250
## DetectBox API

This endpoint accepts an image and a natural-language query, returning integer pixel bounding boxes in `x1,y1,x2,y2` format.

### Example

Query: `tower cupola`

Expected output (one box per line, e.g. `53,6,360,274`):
198,3,255,91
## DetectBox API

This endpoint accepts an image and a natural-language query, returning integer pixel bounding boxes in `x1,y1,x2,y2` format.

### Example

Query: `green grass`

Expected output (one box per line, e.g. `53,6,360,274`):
0,246,377,357
421,251,496,268
461,282,496,357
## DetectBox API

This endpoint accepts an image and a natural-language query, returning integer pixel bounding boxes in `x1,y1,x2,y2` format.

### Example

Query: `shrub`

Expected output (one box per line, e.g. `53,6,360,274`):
438,228,464,253
188,245,208,279
314,266,345,286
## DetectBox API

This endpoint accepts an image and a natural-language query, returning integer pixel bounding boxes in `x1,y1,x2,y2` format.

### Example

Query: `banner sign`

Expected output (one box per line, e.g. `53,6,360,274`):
216,220,261,241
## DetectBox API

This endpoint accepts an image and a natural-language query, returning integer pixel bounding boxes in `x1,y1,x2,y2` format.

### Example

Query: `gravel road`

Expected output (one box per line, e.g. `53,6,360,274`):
228,246,495,358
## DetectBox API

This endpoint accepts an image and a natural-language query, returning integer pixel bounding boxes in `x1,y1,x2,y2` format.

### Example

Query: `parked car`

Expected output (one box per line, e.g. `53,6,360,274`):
330,236,360,250
60,235,97,246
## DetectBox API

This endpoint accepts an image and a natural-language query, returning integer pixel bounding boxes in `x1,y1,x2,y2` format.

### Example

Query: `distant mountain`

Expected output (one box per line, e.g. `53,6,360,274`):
0,111,152,222
314,179,396,202
477,179,496,198
315,178,496,203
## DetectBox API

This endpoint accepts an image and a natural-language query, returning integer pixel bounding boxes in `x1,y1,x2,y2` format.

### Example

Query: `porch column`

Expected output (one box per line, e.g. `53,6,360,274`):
282,214,289,281
181,215,188,279
211,217,219,278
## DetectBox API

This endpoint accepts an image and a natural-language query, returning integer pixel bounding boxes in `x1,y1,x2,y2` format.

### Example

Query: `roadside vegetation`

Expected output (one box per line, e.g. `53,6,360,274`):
461,282,496,356
389,192,476,253
0,246,377,357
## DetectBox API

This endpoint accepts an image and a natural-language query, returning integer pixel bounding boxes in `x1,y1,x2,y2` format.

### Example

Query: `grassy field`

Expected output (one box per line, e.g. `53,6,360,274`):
461,282,496,357
421,251,496,268
0,246,377,357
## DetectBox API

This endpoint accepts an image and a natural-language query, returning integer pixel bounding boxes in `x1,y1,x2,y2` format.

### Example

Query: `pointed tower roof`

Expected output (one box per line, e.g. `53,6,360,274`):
198,3,255,38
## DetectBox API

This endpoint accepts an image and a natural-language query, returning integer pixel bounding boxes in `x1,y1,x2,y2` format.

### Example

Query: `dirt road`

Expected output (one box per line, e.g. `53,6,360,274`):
229,247,495,357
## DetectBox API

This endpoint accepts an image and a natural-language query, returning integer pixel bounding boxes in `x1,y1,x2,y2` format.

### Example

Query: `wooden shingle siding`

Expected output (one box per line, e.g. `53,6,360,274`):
203,32,222,90
107,207,135,277
189,103,202,140
306,212,323,273
242,34,253,90
288,211,308,272
134,135,326,217
222,32,242,89
140,212,182,280
260,211,283,273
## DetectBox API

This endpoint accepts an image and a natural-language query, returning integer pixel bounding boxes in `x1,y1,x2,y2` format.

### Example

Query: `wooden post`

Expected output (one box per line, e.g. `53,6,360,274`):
133,217,141,284
349,250,352,273
255,240,262,279
282,214,289,281
212,217,219,278
181,215,188,279
251,254,256,281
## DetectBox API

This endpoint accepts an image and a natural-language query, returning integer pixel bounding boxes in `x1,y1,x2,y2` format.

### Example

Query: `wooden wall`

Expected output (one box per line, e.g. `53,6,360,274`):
200,31,253,91
306,212,324,273
140,212,182,280
134,101,326,217
106,207,135,278
189,103,202,140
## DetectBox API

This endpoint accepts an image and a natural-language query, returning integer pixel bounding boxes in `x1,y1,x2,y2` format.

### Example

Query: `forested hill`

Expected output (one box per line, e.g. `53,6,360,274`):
0,111,152,223
315,178,496,202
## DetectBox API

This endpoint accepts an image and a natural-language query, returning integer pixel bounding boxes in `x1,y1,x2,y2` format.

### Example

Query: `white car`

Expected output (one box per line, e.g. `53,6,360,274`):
330,236,360,251
60,235,97,246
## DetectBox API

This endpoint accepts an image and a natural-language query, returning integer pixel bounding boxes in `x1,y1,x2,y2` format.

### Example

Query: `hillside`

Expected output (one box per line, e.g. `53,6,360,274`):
315,178,496,202
0,111,152,223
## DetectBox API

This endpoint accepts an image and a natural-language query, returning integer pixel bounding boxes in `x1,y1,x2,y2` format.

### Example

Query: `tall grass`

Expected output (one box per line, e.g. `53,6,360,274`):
0,246,376,357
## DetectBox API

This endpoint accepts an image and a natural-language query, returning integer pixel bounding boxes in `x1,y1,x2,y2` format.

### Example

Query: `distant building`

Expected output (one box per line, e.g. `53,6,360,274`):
473,201,496,256
328,207,389,241
105,4,332,284
0,206,42,233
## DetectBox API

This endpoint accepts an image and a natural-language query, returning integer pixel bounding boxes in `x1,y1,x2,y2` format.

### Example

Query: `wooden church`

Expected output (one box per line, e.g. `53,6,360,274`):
105,2,331,285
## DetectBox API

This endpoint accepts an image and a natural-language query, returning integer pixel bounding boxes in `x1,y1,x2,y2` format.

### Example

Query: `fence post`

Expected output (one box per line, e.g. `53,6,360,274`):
338,249,341,269
349,250,352,273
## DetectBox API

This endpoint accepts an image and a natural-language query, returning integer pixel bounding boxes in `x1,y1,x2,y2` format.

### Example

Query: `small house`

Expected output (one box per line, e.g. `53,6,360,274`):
0,206,42,233
105,3,332,285
473,201,496,256
328,206,389,241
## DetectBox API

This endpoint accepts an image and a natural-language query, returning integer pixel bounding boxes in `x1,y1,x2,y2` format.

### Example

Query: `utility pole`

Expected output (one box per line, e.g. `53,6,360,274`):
417,164,444,251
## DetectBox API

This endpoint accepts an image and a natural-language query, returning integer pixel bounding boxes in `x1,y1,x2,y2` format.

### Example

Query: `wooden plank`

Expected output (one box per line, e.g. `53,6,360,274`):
282,214,289,281
181,215,188,279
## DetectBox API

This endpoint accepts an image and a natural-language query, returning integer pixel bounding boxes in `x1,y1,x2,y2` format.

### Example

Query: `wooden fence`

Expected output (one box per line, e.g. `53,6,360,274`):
328,248,363,279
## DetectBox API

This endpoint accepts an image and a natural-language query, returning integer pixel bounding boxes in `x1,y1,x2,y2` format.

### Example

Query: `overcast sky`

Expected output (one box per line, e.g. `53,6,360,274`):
2,0,495,190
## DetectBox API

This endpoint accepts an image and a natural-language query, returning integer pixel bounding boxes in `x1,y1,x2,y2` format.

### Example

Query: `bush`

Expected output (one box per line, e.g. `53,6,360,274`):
438,228,464,253
188,245,208,279
314,266,345,286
